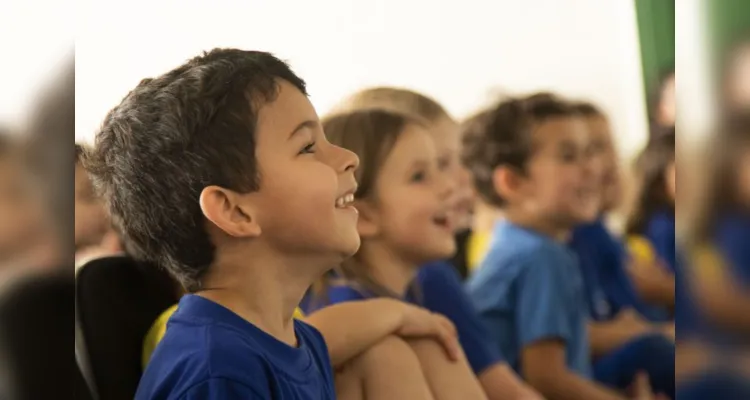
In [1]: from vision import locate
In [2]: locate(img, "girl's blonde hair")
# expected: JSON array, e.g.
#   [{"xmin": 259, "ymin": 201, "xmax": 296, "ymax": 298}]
[
  {"xmin": 333, "ymin": 87, "xmax": 452, "ymax": 124},
  {"xmin": 312, "ymin": 108, "xmax": 428, "ymax": 304}
]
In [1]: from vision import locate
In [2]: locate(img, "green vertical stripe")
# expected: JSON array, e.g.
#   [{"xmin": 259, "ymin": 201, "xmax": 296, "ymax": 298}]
[{"xmin": 635, "ymin": 0, "xmax": 675, "ymax": 104}]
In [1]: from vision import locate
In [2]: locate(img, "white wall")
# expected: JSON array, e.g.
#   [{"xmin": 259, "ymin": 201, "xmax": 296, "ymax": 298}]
[
  {"xmin": 75, "ymin": 0, "xmax": 648, "ymax": 156},
  {"xmin": 0, "ymin": 1, "xmax": 73, "ymax": 132}
]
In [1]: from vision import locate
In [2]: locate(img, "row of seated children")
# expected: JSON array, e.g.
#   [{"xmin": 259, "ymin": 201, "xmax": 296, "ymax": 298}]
[
  {"xmin": 79, "ymin": 48, "xmax": 681, "ymax": 400},
  {"xmin": 80, "ymin": 48, "xmax": 536, "ymax": 400}
]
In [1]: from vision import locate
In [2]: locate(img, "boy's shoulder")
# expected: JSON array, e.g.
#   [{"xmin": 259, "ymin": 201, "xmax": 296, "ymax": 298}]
[
  {"xmin": 482, "ymin": 221, "xmax": 572, "ymax": 273},
  {"xmin": 137, "ymin": 296, "xmax": 333, "ymax": 399}
]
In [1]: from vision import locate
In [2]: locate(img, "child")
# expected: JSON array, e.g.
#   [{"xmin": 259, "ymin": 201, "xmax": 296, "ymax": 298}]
[
  {"xmin": 685, "ymin": 112, "xmax": 750, "ymax": 339},
  {"xmin": 568, "ymin": 102, "xmax": 675, "ymax": 398},
  {"xmin": 464, "ymin": 94, "xmax": 663, "ymax": 400},
  {"xmin": 648, "ymin": 67, "xmax": 675, "ymax": 135},
  {"xmin": 626, "ymin": 132, "xmax": 677, "ymax": 274},
  {"xmin": 86, "ymin": 48, "xmax": 417, "ymax": 400},
  {"xmin": 75, "ymin": 144, "xmax": 121, "ymax": 264},
  {"xmin": 569, "ymin": 102, "xmax": 674, "ymax": 318},
  {"xmin": 320, "ymin": 91, "xmax": 542, "ymax": 400},
  {"xmin": 332, "ymin": 87, "xmax": 477, "ymax": 277}
]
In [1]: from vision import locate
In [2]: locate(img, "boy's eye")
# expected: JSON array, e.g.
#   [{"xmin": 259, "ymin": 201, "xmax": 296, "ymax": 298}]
[
  {"xmin": 410, "ymin": 170, "xmax": 426, "ymax": 182},
  {"xmin": 299, "ymin": 141, "xmax": 316, "ymax": 155}
]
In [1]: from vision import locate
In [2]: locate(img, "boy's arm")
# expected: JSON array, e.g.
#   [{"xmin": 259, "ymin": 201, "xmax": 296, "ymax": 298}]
[
  {"xmin": 478, "ymin": 363, "xmax": 544, "ymax": 400},
  {"xmin": 523, "ymin": 339, "xmax": 627, "ymax": 400},
  {"xmin": 303, "ymin": 298, "xmax": 460, "ymax": 367},
  {"xmin": 588, "ymin": 309, "xmax": 655, "ymax": 357},
  {"xmin": 627, "ymin": 259, "xmax": 675, "ymax": 308}
]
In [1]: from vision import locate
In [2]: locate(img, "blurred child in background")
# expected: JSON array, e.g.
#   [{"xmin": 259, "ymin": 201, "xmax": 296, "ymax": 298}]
[
  {"xmin": 569, "ymin": 103, "xmax": 674, "ymax": 321},
  {"xmin": 626, "ymin": 132, "xmax": 677, "ymax": 275},
  {"xmin": 649, "ymin": 67, "xmax": 675, "ymax": 136},
  {"xmin": 332, "ymin": 87, "xmax": 477, "ymax": 278},
  {"xmin": 464, "ymin": 94, "xmax": 666, "ymax": 400},
  {"xmin": 306, "ymin": 107, "xmax": 541, "ymax": 399},
  {"xmin": 75, "ymin": 143, "xmax": 122, "ymax": 264}
]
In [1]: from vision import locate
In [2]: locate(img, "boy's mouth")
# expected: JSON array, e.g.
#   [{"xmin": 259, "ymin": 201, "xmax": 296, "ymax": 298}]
[
  {"xmin": 335, "ymin": 193, "xmax": 355, "ymax": 209},
  {"xmin": 432, "ymin": 210, "xmax": 453, "ymax": 230}
]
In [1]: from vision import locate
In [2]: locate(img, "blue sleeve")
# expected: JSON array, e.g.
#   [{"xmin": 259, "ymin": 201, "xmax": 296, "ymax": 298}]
[
  {"xmin": 295, "ymin": 321, "xmax": 336, "ymax": 396},
  {"xmin": 179, "ymin": 378, "xmax": 266, "ymax": 399},
  {"xmin": 515, "ymin": 253, "xmax": 575, "ymax": 347},
  {"xmin": 300, "ymin": 284, "xmax": 369, "ymax": 314},
  {"xmin": 647, "ymin": 216, "xmax": 677, "ymax": 273},
  {"xmin": 418, "ymin": 262, "xmax": 504, "ymax": 374},
  {"xmin": 716, "ymin": 220, "xmax": 750, "ymax": 280}
]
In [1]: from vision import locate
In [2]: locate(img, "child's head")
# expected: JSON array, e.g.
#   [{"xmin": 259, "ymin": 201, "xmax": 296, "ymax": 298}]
[
  {"xmin": 336, "ymin": 87, "xmax": 474, "ymax": 231},
  {"xmin": 74, "ymin": 143, "xmax": 108, "ymax": 251},
  {"xmin": 572, "ymin": 102, "xmax": 622, "ymax": 213},
  {"xmin": 84, "ymin": 49, "xmax": 360, "ymax": 292},
  {"xmin": 462, "ymin": 93, "xmax": 599, "ymax": 233},
  {"xmin": 626, "ymin": 130, "xmax": 676, "ymax": 235},
  {"xmin": 650, "ymin": 66, "xmax": 675, "ymax": 129},
  {"xmin": 322, "ymin": 109, "xmax": 456, "ymax": 293}
]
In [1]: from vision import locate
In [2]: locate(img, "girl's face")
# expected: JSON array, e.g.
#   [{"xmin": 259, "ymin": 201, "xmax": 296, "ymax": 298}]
[
  {"xmin": 585, "ymin": 115, "xmax": 622, "ymax": 213},
  {"xmin": 429, "ymin": 117, "xmax": 474, "ymax": 231},
  {"xmin": 366, "ymin": 123, "xmax": 457, "ymax": 265}
]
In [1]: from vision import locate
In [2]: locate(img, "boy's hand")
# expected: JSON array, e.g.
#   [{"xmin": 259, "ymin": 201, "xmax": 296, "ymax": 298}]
[
  {"xmin": 395, "ymin": 303, "xmax": 461, "ymax": 362},
  {"xmin": 629, "ymin": 372, "xmax": 668, "ymax": 400}
]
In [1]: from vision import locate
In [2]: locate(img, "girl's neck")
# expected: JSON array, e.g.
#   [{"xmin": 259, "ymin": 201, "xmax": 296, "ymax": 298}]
[
  {"xmin": 503, "ymin": 208, "xmax": 572, "ymax": 242},
  {"xmin": 358, "ymin": 242, "xmax": 418, "ymax": 297},
  {"xmin": 197, "ymin": 244, "xmax": 326, "ymax": 346}
]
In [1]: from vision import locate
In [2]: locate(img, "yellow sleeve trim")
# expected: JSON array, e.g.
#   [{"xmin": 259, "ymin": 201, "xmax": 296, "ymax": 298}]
[
  {"xmin": 627, "ymin": 235, "xmax": 656, "ymax": 264},
  {"xmin": 467, "ymin": 230, "xmax": 491, "ymax": 273},
  {"xmin": 141, "ymin": 305, "xmax": 306, "ymax": 369}
]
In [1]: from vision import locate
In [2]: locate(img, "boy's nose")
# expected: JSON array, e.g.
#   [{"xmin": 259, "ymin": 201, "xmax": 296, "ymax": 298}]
[{"xmin": 334, "ymin": 145, "xmax": 359, "ymax": 173}]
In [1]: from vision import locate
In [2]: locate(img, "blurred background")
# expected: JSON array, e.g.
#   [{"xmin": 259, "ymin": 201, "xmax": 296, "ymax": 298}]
[{"xmin": 2, "ymin": 0, "xmax": 750, "ymax": 399}]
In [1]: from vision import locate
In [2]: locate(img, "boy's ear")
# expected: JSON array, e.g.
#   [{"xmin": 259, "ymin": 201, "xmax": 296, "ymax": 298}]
[
  {"xmin": 492, "ymin": 166, "xmax": 524, "ymax": 204},
  {"xmin": 354, "ymin": 200, "xmax": 379, "ymax": 238},
  {"xmin": 199, "ymin": 186, "xmax": 261, "ymax": 238}
]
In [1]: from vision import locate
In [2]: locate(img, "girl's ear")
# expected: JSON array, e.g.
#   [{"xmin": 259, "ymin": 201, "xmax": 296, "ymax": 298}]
[{"xmin": 355, "ymin": 200, "xmax": 380, "ymax": 238}]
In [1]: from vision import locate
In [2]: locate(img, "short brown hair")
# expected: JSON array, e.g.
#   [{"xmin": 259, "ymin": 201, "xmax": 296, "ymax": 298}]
[
  {"xmin": 462, "ymin": 93, "xmax": 577, "ymax": 207},
  {"xmin": 335, "ymin": 87, "xmax": 451, "ymax": 123}
]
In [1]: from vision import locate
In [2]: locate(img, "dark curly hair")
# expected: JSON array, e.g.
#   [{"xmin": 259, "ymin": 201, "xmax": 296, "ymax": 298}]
[
  {"xmin": 461, "ymin": 93, "xmax": 577, "ymax": 207},
  {"xmin": 82, "ymin": 49, "xmax": 307, "ymax": 291}
]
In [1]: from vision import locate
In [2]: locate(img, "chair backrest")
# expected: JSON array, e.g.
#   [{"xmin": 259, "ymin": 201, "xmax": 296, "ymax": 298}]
[
  {"xmin": 75, "ymin": 256, "xmax": 178, "ymax": 400},
  {"xmin": 0, "ymin": 270, "xmax": 88, "ymax": 400}
]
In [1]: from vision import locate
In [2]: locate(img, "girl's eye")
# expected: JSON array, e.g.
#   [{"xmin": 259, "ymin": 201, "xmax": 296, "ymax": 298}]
[{"xmin": 299, "ymin": 141, "xmax": 316, "ymax": 155}]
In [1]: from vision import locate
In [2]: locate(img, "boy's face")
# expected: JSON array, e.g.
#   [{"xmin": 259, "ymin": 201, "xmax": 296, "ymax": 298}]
[
  {"xmin": 370, "ymin": 124, "xmax": 456, "ymax": 264},
  {"xmin": 515, "ymin": 117, "xmax": 600, "ymax": 227},
  {"xmin": 585, "ymin": 115, "xmax": 622, "ymax": 213},
  {"xmin": 248, "ymin": 80, "xmax": 361, "ymax": 262},
  {"xmin": 75, "ymin": 163, "xmax": 108, "ymax": 249},
  {"xmin": 430, "ymin": 117, "xmax": 474, "ymax": 231}
]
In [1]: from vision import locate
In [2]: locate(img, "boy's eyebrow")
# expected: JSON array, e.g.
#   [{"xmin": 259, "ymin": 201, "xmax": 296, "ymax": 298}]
[{"xmin": 288, "ymin": 120, "xmax": 318, "ymax": 140}]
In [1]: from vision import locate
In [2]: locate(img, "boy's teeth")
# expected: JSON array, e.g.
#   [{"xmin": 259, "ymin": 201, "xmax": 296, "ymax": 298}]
[{"xmin": 336, "ymin": 193, "xmax": 355, "ymax": 208}]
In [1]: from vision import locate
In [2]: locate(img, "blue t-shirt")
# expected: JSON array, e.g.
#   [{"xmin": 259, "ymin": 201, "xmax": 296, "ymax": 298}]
[
  {"xmin": 136, "ymin": 295, "xmax": 335, "ymax": 400},
  {"xmin": 570, "ymin": 220, "xmax": 670, "ymax": 322},
  {"xmin": 466, "ymin": 221, "xmax": 592, "ymax": 377},
  {"xmin": 301, "ymin": 263, "xmax": 504, "ymax": 375},
  {"xmin": 645, "ymin": 211, "xmax": 677, "ymax": 273},
  {"xmin": 715, "ymin": 213, "xmax": 750, "ymax": 285}
]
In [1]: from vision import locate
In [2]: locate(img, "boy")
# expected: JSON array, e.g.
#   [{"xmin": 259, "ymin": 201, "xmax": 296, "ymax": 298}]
[
  {"xmin": 84, "ymin": 49, "xmax": 362, "ymax": 399},
  {"xmin": 464, "ymin": 94, "xmax": 661, "ymax": 400}
]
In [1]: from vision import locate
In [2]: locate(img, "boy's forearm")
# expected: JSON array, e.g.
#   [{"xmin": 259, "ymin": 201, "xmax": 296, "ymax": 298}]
[
  {"xmin": 479, "ymin": 363, "xmax": 543, "ymax": 400},
  {"xmin": 588, "ymin": 320, "xmax": 649, "ymax": 357},
  {"xmin": 531, "ymin": 369, "xmax": 626, "ymax": 400},
  {"xmin": 303, "ymin": 298, "xmax": 404, "ymax": 367}
]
